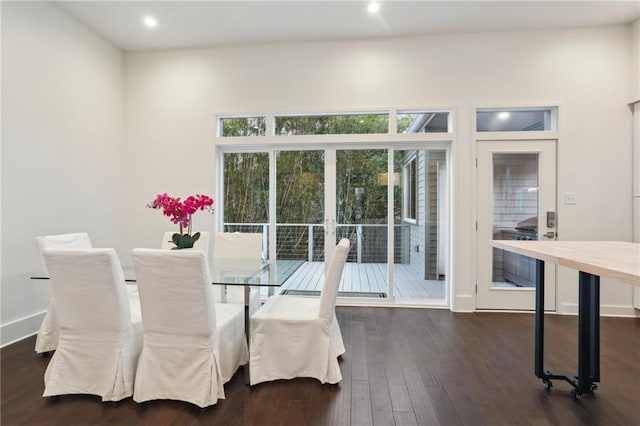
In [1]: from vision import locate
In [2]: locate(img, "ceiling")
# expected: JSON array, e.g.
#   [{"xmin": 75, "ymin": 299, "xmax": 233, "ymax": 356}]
[{"xmin": 56, "ymin": 1, "xmax": 640, "ymax": 52}]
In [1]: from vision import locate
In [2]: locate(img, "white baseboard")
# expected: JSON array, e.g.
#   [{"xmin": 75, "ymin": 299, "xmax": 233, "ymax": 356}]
[
  {"xmin": 452, "ymin": 294, "xmax": 475, "ymax": 312},
  {"xmin": 560, "ymin": 303, "xmax": 640, "ymax": 318},
  {"xmin": 1, "ymin": 311, "xmax": 44, "ymax": 348}
]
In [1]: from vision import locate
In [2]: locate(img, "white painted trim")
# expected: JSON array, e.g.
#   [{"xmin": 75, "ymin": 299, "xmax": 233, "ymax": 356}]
[
  {"xmin": 633, "ymin": 102, "xmax": 640, "ymax": 308},
  {"xmin": 474, "ymin": 131, "xmax": 559, "ymax": 141},
  {"xmin": 560, "ymin": 303, "xmax": 640, "ymax": 318},
  {"xmin": 452, "ymin": 294, "xmax": 476, "ymax": 312},
  {"xmin": 387, "ymin": 149, "xmax": 395, "ymax": 301},
  {"xmin": 1, "ymin": 311, "xmax": 44, "ymax": 348},
  {"xmin": 335, "ymin": 300, "xmax": 449, "ymax": 309},
  {"xmin": 216, "ymin": 132, "xmax": 453, "ymax": 147}
]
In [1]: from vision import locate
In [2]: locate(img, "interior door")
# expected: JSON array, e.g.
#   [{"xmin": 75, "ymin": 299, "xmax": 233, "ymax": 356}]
[{"xmin": 476, "ymin": 140, "xmax": 556, "ymax": 310}]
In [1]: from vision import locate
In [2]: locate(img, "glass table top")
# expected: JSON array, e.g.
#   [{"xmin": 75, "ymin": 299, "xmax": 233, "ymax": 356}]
[{"xmin": 32, "ymin": 258, "xmax": 302, "ymax": 288}]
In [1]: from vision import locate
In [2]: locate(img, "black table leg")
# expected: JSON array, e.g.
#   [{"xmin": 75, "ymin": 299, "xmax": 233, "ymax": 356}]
[
  {"xmin": 244, "ymin": 285, "xmax": 251, "ymax": 385},
  {"xmin": 535, "ymin": 259, "xmax": 545, "ymax": 379},
  {"xmin": 538, "ymin": 268, "xmax": 601, "ymax": 399},
  {"xmin": 577, "ymin": 271, "xmax": 600, "ymax": 396}
]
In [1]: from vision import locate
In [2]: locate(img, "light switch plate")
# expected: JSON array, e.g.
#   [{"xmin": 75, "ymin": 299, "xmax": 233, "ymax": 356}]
[{"xmin": 565, "ymin": 192, "xmax": 577, "ymax": 205}]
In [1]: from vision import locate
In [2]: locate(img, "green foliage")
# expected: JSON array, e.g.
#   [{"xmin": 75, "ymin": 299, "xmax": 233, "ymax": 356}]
[
  {"xmin": 221, "ymin": 117, "xmax": 266, "ymax": 136},
  {"xmin": 276, "ymin": 114, "xmax": 388, "ymax": 135},
  {"xmin": 396, "ymin": 114, "xmax": 415, "ymax": 133},
  {"xmin": 171, "ymin": 232, "xmax": 201, "ymax": 249},
  {"xmin": 223, "ymin": 153, "xmax": 269, "ymax": 224},
  {"xmin": 336, "ymin": 149, "xmax": 388, "ymax": 225},
  {"xmin": 276, "ymin": 150, "xmax": 325, "ymax": 224}
]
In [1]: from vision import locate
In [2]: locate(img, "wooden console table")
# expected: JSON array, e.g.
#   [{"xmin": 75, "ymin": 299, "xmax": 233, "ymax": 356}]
[{"xmin": 489, "ymin": 240, "xmax": 640, "ymax": 399}]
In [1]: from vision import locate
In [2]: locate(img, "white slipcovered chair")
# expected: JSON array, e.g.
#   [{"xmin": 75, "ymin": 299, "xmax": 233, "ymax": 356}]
[
  {"xmin": 35, "ymin": 232, "xmax": 93, "ymax": 353},
  {"xmin": 131, "ymin": 248, "xmax": 248, "ymax": 408},
  {"xmin": 160, "ymin": 231, "xmax": 210, "ymax": 256},
  {"xmin": 41, "ymin": 248, "xmax": 143, "ymax": 401},
  {"xmin": 212, "ymin": 232, "xmax": 263, "ymax": 316},
  {"xmin": 249, "ymin": 238, "xmax": 350, "ymax": 385}
]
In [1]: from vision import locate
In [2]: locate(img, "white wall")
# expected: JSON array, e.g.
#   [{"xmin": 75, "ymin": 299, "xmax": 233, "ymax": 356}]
[
  {"xmin": 630, "ymin": 19, "xmax": 640, "ymax": 103},
  {"xmin": 1, "ymin": 2, "xmax": 125, "ymax": 345},
  {"xmin": 124, "ymin": 26, "xmax": 636, "ymax": 316},
  {"xmin": 632, "ymin": 19, "xmax": 640, "ymax": 308}
]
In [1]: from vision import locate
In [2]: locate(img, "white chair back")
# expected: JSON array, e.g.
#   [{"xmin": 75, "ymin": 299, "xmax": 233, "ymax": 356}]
[
  {"xmin": 132, "ymin": 248, "xmax": 216, "ymax": 343},
  {"xmin": 43, "ymin": 248, "xmax": 131, "ymax": 333},
  {"xmin": 132, "ymin": 248, "xmax": 249, "ymax": 407},
  {"xmin": 213, "ymin": 232, "xmax": 262, "ymax": 260},
  {"xmin": 160, "ymin": 231, "xmax": 210, "ymax": 256},
  {"xmin": 37, "ymin": 233, "xmax": 92, "ymax": 274},
  {"xmin": 318, "ymin": 238, "xmax": 350, "ymax": 323},
  {"xmin": 34, "ymin": 233, "xmax": 93, "ymax": 353},
  {"xmin": 41, "ymin": 248, "xmax": 142, "ymax": 401}
]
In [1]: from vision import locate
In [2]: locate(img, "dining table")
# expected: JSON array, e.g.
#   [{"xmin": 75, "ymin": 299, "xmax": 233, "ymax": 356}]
[
  {"xmin": 32, "ymin": 257, "xmax": 297, "ymax": 384},
  {"xmin": 489, "ymin": 240, "xmax": 640, "ymax": 399}
]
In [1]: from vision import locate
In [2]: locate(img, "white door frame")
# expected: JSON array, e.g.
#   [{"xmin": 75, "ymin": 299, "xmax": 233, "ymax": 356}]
[{"xmin": 476, "ymin": 140, "xmax": 557, "ymax": 311}]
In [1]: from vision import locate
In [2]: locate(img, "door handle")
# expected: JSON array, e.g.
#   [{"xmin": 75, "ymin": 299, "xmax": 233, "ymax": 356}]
[
  {"xmin": 546, "ymin": 211, "xmax": 556, "ymax": 228},
  {"xmin": 543, "ymin": 231, "xmax": 556, "ymax": 239}
]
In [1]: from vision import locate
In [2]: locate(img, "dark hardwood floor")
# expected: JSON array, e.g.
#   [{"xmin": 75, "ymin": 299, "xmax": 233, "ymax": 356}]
[{"xmin": 2, "ymin": 307, "xmax": 639, "ymax": 425}]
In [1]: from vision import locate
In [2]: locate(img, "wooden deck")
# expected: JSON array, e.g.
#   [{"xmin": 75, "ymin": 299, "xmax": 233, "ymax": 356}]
[{"xmin": 276, "ymin": 261, "xmax": 445, "ymax": 299}]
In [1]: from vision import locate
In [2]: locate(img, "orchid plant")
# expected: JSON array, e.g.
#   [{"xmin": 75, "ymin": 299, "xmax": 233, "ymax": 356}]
[{"xmin": 147, "ymin": 193, "xmax": 214, "ymax": 249}]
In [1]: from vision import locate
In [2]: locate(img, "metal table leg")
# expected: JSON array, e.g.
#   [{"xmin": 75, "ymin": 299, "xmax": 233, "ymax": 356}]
[
  {"xmin": 244, "ymin": 284, "xmax": 250, "ymax": 385},
  {"xmin": 536, "ymin": 264, "xmax": 601, "ymax": 399},
  {"xmin": 577, "ymin": 271, "xmax": 600, "ymax": 397},
  {"xmin": 535, "ymin": 259, "xmax": 545, "ymax": 379}
]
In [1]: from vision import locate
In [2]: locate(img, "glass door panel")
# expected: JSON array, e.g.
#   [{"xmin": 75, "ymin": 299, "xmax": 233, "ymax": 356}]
[
  {"xmin": 222, "ymin": 152, "xmax": 269, "ymax": 235},
  {"xmin": 275, "ymin": 150, "xmax": 325, "ymax": 295},
  {"xmin": 222, "ymin": 152, "xmax": 271, "ymax": 297},
  {"xmin": 393, "ymin": 149, "xmax": 448, "ymax": 302},
  {"xmin": 491, "ymin": 153, "xmax": 538, "ymax": 289},
  {"xmin": 336, "ymin": 149, "xmax": 388, "ymax": 297}
]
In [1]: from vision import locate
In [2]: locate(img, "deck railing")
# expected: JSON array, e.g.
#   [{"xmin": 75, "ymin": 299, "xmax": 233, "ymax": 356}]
[{"xmin": 223, "ymin": 222, "xmax": 410, "ymax": 264}]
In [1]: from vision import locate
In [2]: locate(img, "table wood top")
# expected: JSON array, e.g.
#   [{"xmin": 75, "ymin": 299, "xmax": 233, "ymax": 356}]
[{"xmin": 489, "ymin": 240, "xmax": 640, "ymax": 286}]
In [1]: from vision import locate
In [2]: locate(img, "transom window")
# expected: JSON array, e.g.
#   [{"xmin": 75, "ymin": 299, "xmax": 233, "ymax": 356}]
[
  {"xmin": 476, "ymin": 107, "xmax": 557, "ymax": 132},
  {"xmin": 397, "ymin": 111, "xmax": 451, "ymax": 133},
  {"xmin": 275, "ymin": 113, "xmax": 388, "ymax": 135},
  {"xmin": 220, "ymin": 117, "xmax": 266, "ymax": 137},
  {"xmin": 217, "ymin": 109, "xmax": 452, "ymax": 137}
]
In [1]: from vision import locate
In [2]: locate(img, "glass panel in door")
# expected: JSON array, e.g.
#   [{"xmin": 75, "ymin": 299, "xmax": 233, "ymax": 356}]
[
  {"xmin": 275, "ymin": 150, "xmax": 325, "ymax": 295},
  {"xmin": 491, "ymin": 154, "xmax": 538, "ymax": 289},
  {"xmin": 336, "ymin": 149, "xmax": 388, "ymax": 297},
  {"xmin": 476, "ymin": 140, "xmax": 556, "ymax": 311},
  {"xmin": 222, "ymin": 152, "xmax": 270, "ymax": 296},
  {"xmin": 393, "ymin": 149, "xmax": 448, "ymax": 302},
  {"xmin": 222, "ymin": 152, "xmax": 269, "ymax": 235}
]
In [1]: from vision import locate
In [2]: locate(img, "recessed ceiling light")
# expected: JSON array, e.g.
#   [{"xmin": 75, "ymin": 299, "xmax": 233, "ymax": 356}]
[
  {"xmin": 143, "ymin": 16, "xmax": 158, "ymax": 28},
  {"xmin": 498, "ymin": 112, "xmax": 510, "ymax": 120},
  {"xmin": 367, "ymin": 2, "xmax": 380, "ymax": 14}
]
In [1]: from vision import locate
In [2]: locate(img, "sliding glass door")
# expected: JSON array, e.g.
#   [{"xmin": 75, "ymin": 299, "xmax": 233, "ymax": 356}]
[
  {"xmin": 393, "ymin": 149, "xmax": 448, "ymax": 302},
  {"xmin": 336, "ymin": 149, "xmax": 388, "ymax": 297},
  {"xmin": 274, "ymin": 150, "xmax": 326, "ymax": 295},
  {"xmin": 219, "ymin": 146, "xmax": 448, "ymax": 304}
]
